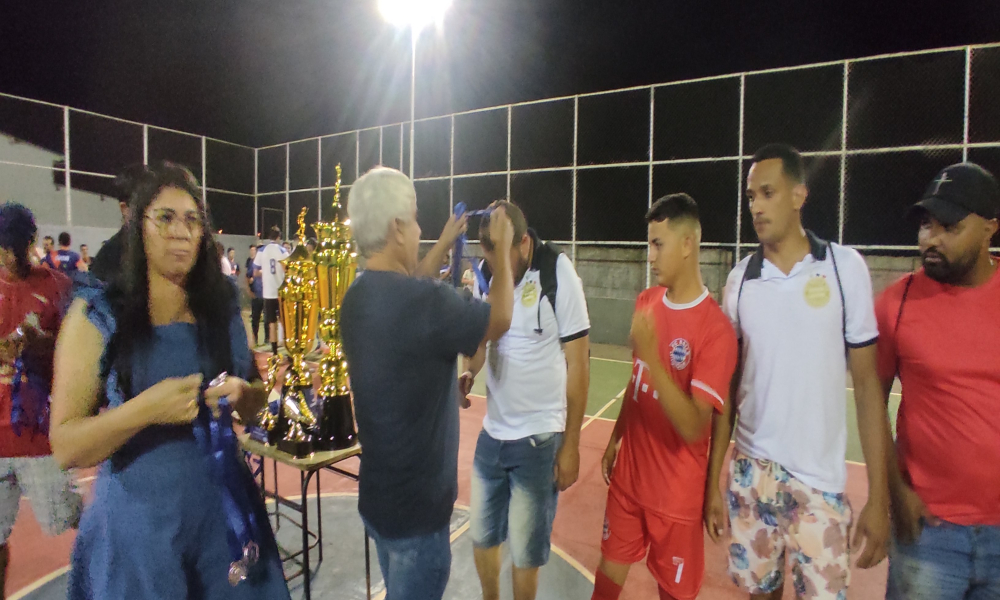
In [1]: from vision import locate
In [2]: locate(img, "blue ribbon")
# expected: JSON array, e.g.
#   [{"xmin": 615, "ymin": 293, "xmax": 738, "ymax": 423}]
[
  {"xmin": 452, "ymin": 202, "xmax": 492, "ymax": 294},
  {"xmin": 197, "ymin": 381, "xmax": 262, "ymax": 578},
  {"xmin": 10, "ymin": 354, "xmax": 51, "ymax": 437}
]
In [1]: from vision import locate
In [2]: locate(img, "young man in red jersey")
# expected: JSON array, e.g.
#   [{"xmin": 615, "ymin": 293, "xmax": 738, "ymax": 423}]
[
  {"xmin": 591, "ymin": 194, "xmax": 738, "ymax": 600},
  {"xmin": 875, "ymin": 163, "xmax": 1000, "ymax": 598}
]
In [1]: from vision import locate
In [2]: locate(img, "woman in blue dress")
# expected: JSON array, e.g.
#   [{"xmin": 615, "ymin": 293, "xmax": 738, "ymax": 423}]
[{"xmin": 49, "ymin": 161, "xmax": 291, "ymax": 600}]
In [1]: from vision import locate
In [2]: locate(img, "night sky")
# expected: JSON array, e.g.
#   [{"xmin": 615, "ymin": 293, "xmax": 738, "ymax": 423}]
[{"xmin": 1, "ymin": 0, "xmax": 998, "ymax": 147}]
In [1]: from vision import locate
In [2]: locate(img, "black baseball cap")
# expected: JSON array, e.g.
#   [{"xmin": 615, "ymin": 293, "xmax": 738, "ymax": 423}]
[{"xmin": 909, "ymin": 163, "xmax": 1000, "ymax": 226}]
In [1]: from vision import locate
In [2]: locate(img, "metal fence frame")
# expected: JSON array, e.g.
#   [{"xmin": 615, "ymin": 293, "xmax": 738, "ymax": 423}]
[
  {"xmin": 259, "ymin": 41, "xmax": 1000, "ymax": 286},
  {"xmin": 0, "ymin": 91, "xmax": 255, "ymax": 228}
]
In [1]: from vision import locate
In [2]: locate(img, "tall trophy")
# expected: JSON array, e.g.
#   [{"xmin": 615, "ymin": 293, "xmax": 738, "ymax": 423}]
[
  {"xmin": 248, "ymin": 355, "xmax": 285, "ymax": 445},
  {"xmin": 275, "ymin": 208, "xmax": 320, "ymax": 457},
  {"xmin": 313, "ymin": 164, "xmax": 358, "ymax": 451}
]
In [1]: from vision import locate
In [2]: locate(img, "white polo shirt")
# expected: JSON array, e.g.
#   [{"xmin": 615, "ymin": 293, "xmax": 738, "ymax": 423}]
[
  {"xmin": 474, "ymin": 238, "xmax": 590, "ymax": 440},
  {"xmin": 722, "ymin": 232, "xmax": 878, "ymax": 493},
  {"xmin": 254, "ymin": 242, "xmax": 289, "ymax": 300}
]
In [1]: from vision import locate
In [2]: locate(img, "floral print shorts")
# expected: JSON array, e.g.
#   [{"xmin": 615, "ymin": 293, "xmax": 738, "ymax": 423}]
[{"xmin": 727, "ymin": 452, "xmax": 853, "ymax": 599}]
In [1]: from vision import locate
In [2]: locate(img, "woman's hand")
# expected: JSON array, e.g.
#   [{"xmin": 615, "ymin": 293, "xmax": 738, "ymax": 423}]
[
  {"xmin": 204, "ymin": 375, "xmax": 252, "ymax": 418},
  {"xmin": 138, "ymin": 374, "xmax": 203, "ymax": 425}
]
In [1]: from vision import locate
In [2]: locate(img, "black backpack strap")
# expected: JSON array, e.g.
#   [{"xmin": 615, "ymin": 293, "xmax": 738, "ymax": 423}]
[
  {"xmin": 892, "ymin": 273, "xmax": 916, "ymax": 377},
  {"xmin": 534, "ymin": 239, "xmax": 563, "ymax": 312},
  {"xmin": 735, "ymin": 246, "xmax": 764, "ymax": 337},
  {"xmin": 826, "ymin": 242, "xmax": 848, "ymax": 349}
]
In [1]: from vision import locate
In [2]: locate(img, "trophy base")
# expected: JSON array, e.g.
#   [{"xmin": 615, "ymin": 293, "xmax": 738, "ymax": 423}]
[
  {"xmin": 316, "ymin": 393, "xmax": 357, "ymax": 451},
  {"xmin": 278, "ymin": 438, "xmax": 314, "ymax": 458}
]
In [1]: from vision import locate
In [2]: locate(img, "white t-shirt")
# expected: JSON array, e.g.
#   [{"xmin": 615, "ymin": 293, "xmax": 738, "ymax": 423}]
[
  {"xmin": 254, "ymin": 242, "xmax": 289, "ymax": 299},
  {"xmin": 474, "ymin": 249, "xmax": 590, "ymax": 440},
  {"xmin": 220, "ymin": 256, "xmax": 234, "ymax": 276},
  {"xmin": 722, "ymin": 235, "xmax": 878, "ymax": 493}
]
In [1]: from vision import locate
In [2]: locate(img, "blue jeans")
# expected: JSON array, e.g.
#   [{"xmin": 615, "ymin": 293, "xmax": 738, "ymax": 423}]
[
  {"xmin": 363, "ymin": 518, "xmax": 452, "ymax": 600},
  {"xmin": 470, "ymin": 429, "xmax": 562, "ymax": 569},
  {"xmin": 888, "ymin": 521, "xmax": 1000, "ymax": 600}
]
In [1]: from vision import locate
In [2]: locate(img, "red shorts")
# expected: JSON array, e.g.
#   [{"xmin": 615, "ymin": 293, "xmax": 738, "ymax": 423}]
[{"xmin": 601, "ymin": 485, "xmax": 705, "ymax": 600}]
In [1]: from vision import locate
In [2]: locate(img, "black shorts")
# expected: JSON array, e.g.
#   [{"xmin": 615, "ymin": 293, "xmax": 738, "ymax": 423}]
[{"xmin": 263, "ymin": 298, "xmax": 280, "ymax": 326}]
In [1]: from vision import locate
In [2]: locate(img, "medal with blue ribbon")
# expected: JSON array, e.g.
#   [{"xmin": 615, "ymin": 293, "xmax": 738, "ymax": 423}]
[
  {"xmin": 452, "ymin": 202, "xmax": 492, "ymax": 294},
  {"xmin": 9, "ymin": 325, "xmax": 50, "ymax": 438},
  {"xmin": 200, "ymin": 372, "xmax": 262, "ymax": 587}
]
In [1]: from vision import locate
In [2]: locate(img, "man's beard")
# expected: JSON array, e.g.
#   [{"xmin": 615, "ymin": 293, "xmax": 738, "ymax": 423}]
[
  {"xmin": 514, "ymin": 255, "xmax": 530, "ymax": 285},
  {"xmin": 922, "ymin": 248, "xmax": 977, "ymax": 285}
]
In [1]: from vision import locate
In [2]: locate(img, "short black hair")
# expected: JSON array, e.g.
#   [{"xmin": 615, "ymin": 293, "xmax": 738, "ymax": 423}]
[
  {"xmin": 479, "ymin": 200, "xmax": 528, "ymax": 252},
  {"xmin": 113, "ymin": 163, "xmax": 150, "ymax": 204},
  {"xmin": 269, "ymin": 226, "xmax": 282, "ymax": 241},
  {"xmin": 0, "ymin": 202, "xmax": 37, "ymax": 278},
  {"xmin": 58, "ymin": 232, "xmax": 71, "ymax": 246},
  {"xmin": 752, "ymin": 144, "xmax": 805, "ymax": 183},
  {"xmin": 43, "ymin": 235, "xmax": 54, "ymax": 243},
  {"xmin": 306, "ymin": 237, "xmax": 317, "ymax": 247},
  {"xmin": 227, "ymin": 247, "xmax": 234, "ymax": 254},
  {"xmin": 645, "ymin": 193, "xmax": 700, "ymax": 226},
  {"xmin": 80, "ymin": 244, "xmax": 87, "ymax": 249},
  {"xmin": 249, "ymin": 243, "xmax": 256, "ymax": 249}
]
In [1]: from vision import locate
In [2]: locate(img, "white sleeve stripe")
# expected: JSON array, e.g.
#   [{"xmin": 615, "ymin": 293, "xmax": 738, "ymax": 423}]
[{"xmin": 691, "ymin": 379, "xmax": 724, "ymax": 407}]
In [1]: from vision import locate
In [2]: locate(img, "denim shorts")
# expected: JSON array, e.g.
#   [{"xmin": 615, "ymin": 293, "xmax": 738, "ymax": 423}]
[
  {"xmin": 470, "ymin": 429, "xmax": 562, "ymax": 569},
  {"xmin": 887, "ymin": 520, "xmax": 1000, "ymax": 600}
]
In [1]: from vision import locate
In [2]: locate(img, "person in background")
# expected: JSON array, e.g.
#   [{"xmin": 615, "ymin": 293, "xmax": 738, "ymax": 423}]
[
  {"xmin": 875, "ymin": 163, "xmax": 1000, "ymax": 599},
  {"xmin": 56, "ymin": 233, "xmax": 80, "ymax": 274},
  {"xmin": 714, "ymin": 144, "xmax": 891, "ymax": 600},
  {"xmin": 461, "ymin": 200, "xmax": 591, "ymax": 600},
  {"xmin": 227, "ymin": 248, "xmax": 240, "ymax": 278},
  {"xmin": 78, "ymin": 244, "xmax": 92, "ymax": 272},
  {"xmin": 341, "ymin": 167, "xmax": 515, "ymax": 600},
  {"xmin": 0, "ymin": 202, "xmax": 82, "ymax": 595},
  {"xmin": 49, "ymin": 162, "xmax": 289, "ymax": 600},
  {"xmin": 246, "ymin": 245, "xmax": 264, "ymax": 347},
  {"xmin": 255, "ymin": 228, "xmax": 290, "ymax": 356},
  {"xmin": 219, "ymin": 242, "xmax": 234, "ymax": 277},
  {"xmin": 592, "ymin": 195, "xmax": 737, "ymax": 600},
  {"xmin": 91, "ymin": 163, "xmax": 148, "ymax": 283},
  {"xmin": 281, "ymin": 241, "xmax": 292, "ymax": 255},
  {"xmin": 40, "ymin": 236, "xmax": 57, "ymax": 270},
  {"xmin": 305, "ymin": 238, "xmax": 316, "ymax": 258}
]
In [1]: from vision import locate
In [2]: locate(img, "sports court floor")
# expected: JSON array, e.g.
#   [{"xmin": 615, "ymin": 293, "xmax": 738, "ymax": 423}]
[{"xmin": 7, "ymin": 343, "xmax": 899, "ymax": 599}]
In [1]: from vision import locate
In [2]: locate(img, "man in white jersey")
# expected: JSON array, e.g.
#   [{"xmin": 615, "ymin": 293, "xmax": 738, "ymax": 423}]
[
  {"xmin": 708, "ymin": 144, "xmax": 892, "ymax": 600},
  {"xmin": 460, "ymin": 200, "xmax": 590, "ymax": 600},
  {"xmin": 254, "ymin": 226, "xmax": 289, "ymax": 355}
]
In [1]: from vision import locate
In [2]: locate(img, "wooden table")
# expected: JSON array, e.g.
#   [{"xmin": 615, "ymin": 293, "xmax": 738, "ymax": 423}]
[{"xmin": 239, "ymin": 435, "xmax": 368, "ymax": 600}]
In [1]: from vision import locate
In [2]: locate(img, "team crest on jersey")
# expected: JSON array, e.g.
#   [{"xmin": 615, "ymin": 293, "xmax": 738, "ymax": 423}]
[
  {"xmin": 669, "ymin": 338, "xmax": 691, "ymax": 370},
  {"xmin": 521, "ymin": 281, "xmax": 539, "ymax": 307}
]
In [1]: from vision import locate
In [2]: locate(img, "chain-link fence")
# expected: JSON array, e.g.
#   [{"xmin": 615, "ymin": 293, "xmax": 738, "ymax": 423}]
[
  {"xmin": 259, "ymin": 43, "xmax": 1000, "ymax": 343},
  {"xmin": 0, "ymin": 93, "xmax": 258, "ymax": 275}
]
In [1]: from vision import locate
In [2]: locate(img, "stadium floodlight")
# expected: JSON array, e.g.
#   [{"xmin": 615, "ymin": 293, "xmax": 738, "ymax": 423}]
[
  {"xmin": 379, "ymin": 0, "xmax": 453, "ymax": 179},
  {"xmin": 378, "ymin": 0, "xmax": 452, "ymax": 32}
]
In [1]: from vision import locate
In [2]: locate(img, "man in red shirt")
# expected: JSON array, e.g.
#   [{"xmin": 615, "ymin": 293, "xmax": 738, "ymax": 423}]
[
  {"xmin": 0, "ymin": 203, "xmax": 82, "ymax": 592},
  {"xmin": 592, "ymin": 194, "xmax": 738, "ymax": 600},
  {"xmin": 875, "ymin": 163, "xmax": 1000, "ymax": 599}
]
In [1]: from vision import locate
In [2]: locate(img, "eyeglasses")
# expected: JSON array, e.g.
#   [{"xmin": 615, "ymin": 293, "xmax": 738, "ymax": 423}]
[{"xmin": 145, "ymin": 209, "xmax": 205, "ymax": 236}]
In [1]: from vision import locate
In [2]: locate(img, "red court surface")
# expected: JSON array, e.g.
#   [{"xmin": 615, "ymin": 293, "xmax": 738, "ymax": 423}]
[{"xmin": 8, "ymin": 393, "xmax": 887, "ymax": 599}]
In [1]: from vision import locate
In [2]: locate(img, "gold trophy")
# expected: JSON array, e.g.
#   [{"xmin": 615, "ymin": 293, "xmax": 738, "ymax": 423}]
[
  {"xmin": 312, "ymin": 164, "xmax": 358, "ymax": 451},
  {"xmin": 275, "ymin": 208, "xmax": 320, "ymax": 457},
  {"xmin": 249, "ymin": 355, "xmax": 285, "ymax": 445}
]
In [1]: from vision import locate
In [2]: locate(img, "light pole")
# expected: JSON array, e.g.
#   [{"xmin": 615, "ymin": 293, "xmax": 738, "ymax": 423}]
[{"xmin": 378, "ymin": 0, "xmax": 452, "ymax": 179}]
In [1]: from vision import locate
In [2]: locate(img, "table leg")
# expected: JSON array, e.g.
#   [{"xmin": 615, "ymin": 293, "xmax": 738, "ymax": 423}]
[
  {"xmin": 301, "ymin": 470, "xmax": 312, "ymax": 600},
  {"xmin": 316, "ymin": 469, "xmax": 323, "ymax": 561},
  {"xmin": 273, "ymin": 459, "xmax": 280, "ymax": 532},
  {"xmin": 365, "ymin": 532, "xmax": 371, "ymax": 600}
]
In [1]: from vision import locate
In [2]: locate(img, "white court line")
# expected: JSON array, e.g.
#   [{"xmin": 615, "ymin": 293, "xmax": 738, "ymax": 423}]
[
  {"xmin": 590, "ymin": 356, "xmax": 632, "ymax": 365},
  {"xmin": 9, "ymin": 567, "xmax": 70, "ymax": 600},
  {"xmin": 846, "ymin": 386, "xmax": 902, "ymax": 398},
  {"xmin": 581, "ymin": 388, "xmax": 626, "ymax": 431}
]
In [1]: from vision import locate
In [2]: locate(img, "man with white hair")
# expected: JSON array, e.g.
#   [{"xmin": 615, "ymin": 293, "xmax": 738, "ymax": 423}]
[{"xmin": 340, "ymin": 167, "xmax": 516, "ymax": 600}]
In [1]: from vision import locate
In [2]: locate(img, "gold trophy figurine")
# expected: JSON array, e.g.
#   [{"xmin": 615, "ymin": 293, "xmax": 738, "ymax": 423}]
[
  {"xmin": 276, "ymin": 208, "xmax": 320, "ymax": 457},
  {"xmin": 313, "ymin": 163, "xmax": 358, "ymax": 451},
  {"xmin": 249, "ymin": 355, "xmax": 285, "ymax": 445}
]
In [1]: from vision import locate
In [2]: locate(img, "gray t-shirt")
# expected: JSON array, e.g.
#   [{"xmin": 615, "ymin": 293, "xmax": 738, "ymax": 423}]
[{"xmin": 341, "ymin": 270, "xmax": 490, "ymax": 539}]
